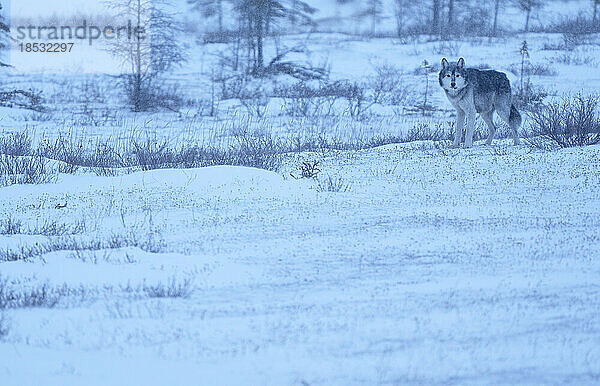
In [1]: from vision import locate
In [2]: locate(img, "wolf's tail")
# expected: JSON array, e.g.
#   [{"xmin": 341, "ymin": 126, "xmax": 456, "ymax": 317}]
[{"xmin": 509, "ymin": 104, "xmax": 521, "ymax": 128}]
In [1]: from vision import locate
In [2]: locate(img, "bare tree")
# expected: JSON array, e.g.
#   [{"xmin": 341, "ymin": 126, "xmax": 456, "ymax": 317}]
[
  {"xmin": 517, "ymin": 0, "xmax": 542, "ymax": 32},
  {"xmin": 0, "ymin": 2, "xmax": 9, "ymax": 68},
  {"xmin": 0, "ymin": 2, "xmax": 45, "ymax": 111},
  {"xmin": 235, "ymin": 0, "xmax": 315, "ymax": 75},
  {"xmin": 447, "ymin": 0, "xmax": 455, "ymax": 28},
  {"xmin": 432, "ymin": 0, "xmax": 441, "ymax": 35},
  {"xmin": 236, "ymin": 0, "xmax": 282, "ymax": 72},
  {"xmin": 288, "ymin": 0, "xmax": 317, "ymax": 30},
  {"xmin": 107, "ymin": 0, "xmax": 187, "ymax": 111},
  {"xmin": 188, "ymin": 0, "xmax": 227, "ymax": 35},
  {"xmin": 491, "ymin": 0, "xmax": 502, "ymax": 36},
  {"xmin": 394, "ymin": 0, "xmax": 411, "ymax": 36},
  {"xmin": 356, "ymin": 0, "xmax": 383, "ymax": 36}
]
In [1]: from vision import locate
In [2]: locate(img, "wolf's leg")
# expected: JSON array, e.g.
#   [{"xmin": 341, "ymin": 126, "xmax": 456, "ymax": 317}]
[
  {"xmin": 463, "ymin": 110, "xmax": 477, "ymax": 148},
  {"xmin": 482, "ymin": 111, "xmax": 497, "ymax": 145},
  {"xmin": 453, "ymin": 109, "xmax": 465, "ymax": 148},
  {"xmin": 497, "ymin": 99, "xmax": 521, "ymax": 145},
  {"xmin": 509, "ymin": 105, "xmax": 522, "ymax": 145}
]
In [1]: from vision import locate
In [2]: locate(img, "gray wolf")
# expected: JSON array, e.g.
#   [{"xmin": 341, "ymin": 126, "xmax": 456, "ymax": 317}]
[{"xmin": 439, "ymin": 57, "xmax": 521, "ymax": 148}]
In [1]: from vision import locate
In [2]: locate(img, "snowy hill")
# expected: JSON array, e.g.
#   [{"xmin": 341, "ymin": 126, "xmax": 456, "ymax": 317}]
[{"xmin": 2, "ymin": 142, "xmax": 600, "ymax": 384}]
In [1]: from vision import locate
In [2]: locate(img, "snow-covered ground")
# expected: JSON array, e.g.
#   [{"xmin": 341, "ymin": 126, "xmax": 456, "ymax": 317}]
[
  {"xmin": 1, "ymin": 141, "xmax": 600, "ymax": 384},
  {"xmin": 2, "ymin": 0, "xmax": 600, "ymax": 384}
]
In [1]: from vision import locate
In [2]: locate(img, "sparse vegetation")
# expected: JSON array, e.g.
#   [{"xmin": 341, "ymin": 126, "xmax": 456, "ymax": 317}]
[
  {"xmin": 415, "ymin": 59, "xmax": 435, "ymax": 116},
  {"xmin": 0, "ymin": 275, "xmax": 88, "ymax": 309},
  {"xmin": 316, "ymin": 174, "xmax": 350, "ymax": 192},
  {"xmin": 0, "ymin": 230, "xmax": 166, "ymax": 262},
  {"xmin": 0, "ymin": 119, "xmax": 522, "ymax": 187},
  {"xmin": 0, "ymin": 217, "xmax": 23, "ymax": 235},
  {"xmin": 0, "ymin": 155, "xmax": 56, "ymax": 187},
  {"xmin": 0, "ymin": 90, "xmax": 44, "ymax": 112},
  {"xmin": 0, "ymin": 132, "xmax": 32, "ymax": 156},
  {"xmin": 527, "ymin": 95, "xmax": 600, "ymax": 148},
  {"xmin": 0, "ymin": 217, "xmax": 85, "ymax": 236},
  {"xmin": 142, "ymin": 277, "xmax": 194, "ymax": 298},
  {"xmin": 0, "ymin": 311, "xmax": 8, "ymax": 339},
  {"xmin": 513, "ymin": 40, "xmax": 549, "ymax": 110},
  {"xmin": 508, "ymin": 62, "xmax": 557, "ymax": 77},
  {"xmin": 540, "ymin": 15, "xmax": 600, "ymax": 35},
  {"xmin": 275, "ymin": 82, "xmax": 342, "ymax": 117},
  {"xmin": 0, "ymin": 103, "xmax": 551, "ymax": 188},
  {"xmin": 291, "ymin": 160, "xmax": 321, "ymax": 179},
  {"xmin": 107, "ymin": 0, "xmax": 187, "ymax": 112},
  {"xmin": 549, "ymin": 54, "xmax": 598, "ymax": 67}
]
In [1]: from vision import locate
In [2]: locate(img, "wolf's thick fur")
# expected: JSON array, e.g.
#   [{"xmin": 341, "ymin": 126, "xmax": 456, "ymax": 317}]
[{"xmin": 439, "ymin": 57, "xmax": 521, "ymax": 147}]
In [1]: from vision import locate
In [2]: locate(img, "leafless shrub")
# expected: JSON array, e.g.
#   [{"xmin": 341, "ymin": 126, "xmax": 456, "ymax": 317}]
[
  {"xmin": 456, "ymin": 4, "xmax": 491, "ymax": 36},
  {"xmin": 341, "ymin": 82, "xmax": 370, "ymax": 120},
  {"xmin": 35, "ymin": 131, "xmax": 283, "ymax": 173},
  {"xmin": 28, "ymin": 219, "xmax": 86, "ymax": 236},
  {"xmin": 0, "ymin": 232, "xmax": 165, "ymax": 262},
  {"xmin": 527, "ymin": 95, "xmax": 600, "ymax": 148},
  {"xmin": 369, "ymin": 64, "xmax": 411, "ymax": 106},
  {"xmin": 394, "ymin": 123, "xmax": 453, "ymax": 142},
  {"xmin": 0, "ymin": 311, "xmax": 9, "ymax": 339},
  {"xmin": 0, "ymin": 155, "xmax": 56, "ymax": 187},
  {"xmin": 541, "ymin": 42, "xmax": 563, "ymax": 51},
  {"xmin": 364, "ymin": 122, "xmax": 494, "ymax": 147},
  {"xmin": 513, "ymin": 84, "xmax": 548, "ymax": 111},
  {"xmin": 278, "ymin": 80, "xmax": 374, "ymax": 119},
  {"xmin": 131, "ymin": 132, "xmax": 282, "ymax": 171},
  {"xmin": 509, "ymin": 62, "xmax": 558, "ymax": 77},
  {"xmin": 217, "ymin": 74, "xmax": 248, "ymax": 100},
  {"xmin": 122, "ymin": 77, "xmax": 185, "ymax": 112},
  {"xmin": 316, "ymin": 174, "xmax": 349, "ymax": 192},
  {"xmin": 0, "ymin": 90, "xmax": 44, "ymax": 111},
  {"xmin": 142, "ymin": 277, "xmax": 194, "ymax": 298},
  {"xmin": 78, "ymin": 77, "xmax": 110, "ymax": 104},
  {"xmin": 432, "ymin": 41, "xmax": 461, "ymax": 55},
  {"xmin": 275, "ymin": 82, "xmax": 338, "ymax": 117},
  {"xmin": 71, "ymin": 249, "xmax": 136, "ymax": 265},
  {"xmin": 291, "ymin": 160, "xmax": 321, "ymax": 179},
  {"xmin": 412, "ymin": 62, "xmax": 439, "ymax": 75},
  {"xmin": 239, "ymin": 87, "xmax": 270, "ymax": 117},
  {"xmin": 287, "ymin": 134, "xmax": 356, "ymax": 153},
  {"xmin": 131, "ymin": 138, "xmax": 174, "ymax": 171},
  {"xmin": 131, "ymin": 137, "xmax": 231, "ymax": 170},
  {"xmin": 0, "ymin": 217, "xmax": 23, "ymax": 235},
  {"xmin": 541, "ymin": 16, "xmax": 600, "ymax": 35},
  {"xmin": 37, "ymin": 136, "xmax": 126, "ymax": 172},
  {"xmin": 78, "ymin": 104, "xmax": 124, "ymax": 127},
  {"xmin": 561, "ymin": 32, "xmax": 584, "ymax": 51},
  {"xmin": 549, "ymin": 54, "xmax": 598, "ymax": 66},
  {"xmin": 0, "ymin": 275, "xmax": 89, "ymax": 309},
  {"xmin": 287, "ymin": 122, "xmax": 463, "ymax": 153},
  {"xmin": 0, "ymin": 132, "xmax": 32, "ymax": 156},
  {"xmin": 280, "ymin": 92, "xmax": 336, "ymax": 117},
  {"xmin": 544, "ymin": 16, "xmax": 600, "ymax": 51},
  {"xmin": 233, "ymin": 130, "xmax": 283, "ymax": 171}
]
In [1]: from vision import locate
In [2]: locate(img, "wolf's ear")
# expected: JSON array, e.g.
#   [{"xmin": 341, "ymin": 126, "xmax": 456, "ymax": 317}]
[
  {"xmin": 457, "ymin": 57, "xmax": 465, "ymax": 68},
  {"xmin": 441, "ymin": 58, "xmax": 449, "ymax": 69}
]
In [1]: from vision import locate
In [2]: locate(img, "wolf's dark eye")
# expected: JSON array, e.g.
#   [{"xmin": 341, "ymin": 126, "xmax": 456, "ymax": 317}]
[
  {"xmin": 446, "ymin": 74, "xmax": 451, "ymax": 77},
  {"xmin": 456, "ymin": 74, "xmax": 461, "ymax": 77}
]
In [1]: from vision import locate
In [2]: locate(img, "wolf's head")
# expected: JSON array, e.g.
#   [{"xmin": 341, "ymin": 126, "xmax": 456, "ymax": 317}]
[{"xmin": 439, "ymin": 58, "xmax": 468, "ymax": 94}]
